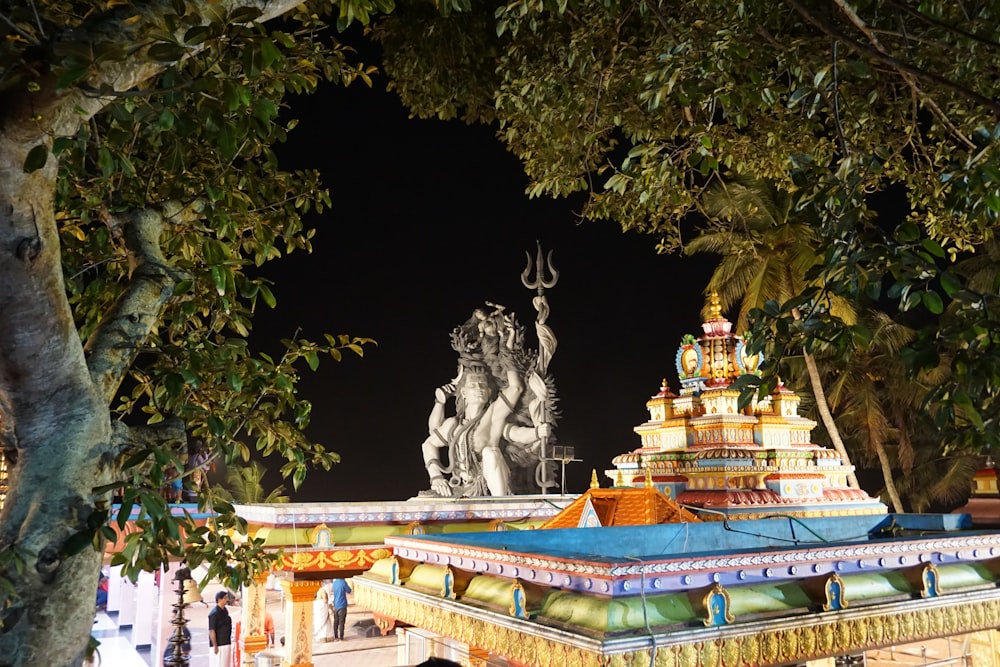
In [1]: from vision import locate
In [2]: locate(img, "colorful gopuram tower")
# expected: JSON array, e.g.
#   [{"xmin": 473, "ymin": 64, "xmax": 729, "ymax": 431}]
[{"xmin": 606, "ymin": 294, "xmax": 887, "ymax": 519}]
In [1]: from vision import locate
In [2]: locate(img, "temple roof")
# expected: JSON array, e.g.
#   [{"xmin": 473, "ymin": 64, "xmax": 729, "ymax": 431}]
[
  {"xmin": 541, "ymin": 486, "xmax": 700, "ymax": 528},
  {"xmin": 357, "ymin": 513, "xmax": 1000, "ymax": 667}
]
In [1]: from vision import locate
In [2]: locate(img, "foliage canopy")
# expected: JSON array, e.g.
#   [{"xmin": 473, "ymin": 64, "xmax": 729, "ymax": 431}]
[
  {"xmin": 0, "ymin": 0, "xmax": 388, "ymax": 662},
  {"xmin": 374, "ymin": 0, "xmax": 1000, "ymax": 455}
]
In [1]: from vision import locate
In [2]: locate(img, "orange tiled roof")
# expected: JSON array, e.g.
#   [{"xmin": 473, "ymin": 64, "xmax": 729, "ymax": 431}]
[{"xmin": 541, "ymin": 486, "xmax": 700, "ymax": 529}]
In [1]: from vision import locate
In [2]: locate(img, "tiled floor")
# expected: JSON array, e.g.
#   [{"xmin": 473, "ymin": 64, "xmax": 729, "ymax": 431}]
[{"xmin": 91, "ymin": 613, "xmax": 154, "ymax": 666}]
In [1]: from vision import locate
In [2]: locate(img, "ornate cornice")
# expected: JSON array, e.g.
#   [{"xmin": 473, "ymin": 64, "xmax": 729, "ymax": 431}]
[
  {"xmin": 274, "ymin": 547, "xmax": 392, "ymax": 573},
  {"xmin": 234, "ymin": 497, "xmax": 570, "ymax": 527},
  {"xmin": 385, "ymin": 532, "xmax": 1000, "ymax": 597},
  {"xmin": 355, "ymin": 578, "xmax": 1000, "ymax": 667}
]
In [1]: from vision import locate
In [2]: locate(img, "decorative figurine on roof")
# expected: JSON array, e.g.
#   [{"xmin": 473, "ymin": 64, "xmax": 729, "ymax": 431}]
[
  {"xmin": 419, "ymin": 245, "xmax": 560, "ymax": 497},
  {"xmin": 607, "ymin": 293, "xmax": 886, "ymax": 519}
]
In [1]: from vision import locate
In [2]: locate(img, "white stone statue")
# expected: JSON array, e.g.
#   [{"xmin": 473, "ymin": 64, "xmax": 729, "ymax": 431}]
[{"xmin": 420, "ymin": 308, "xmax": 553, "ymax": 497}]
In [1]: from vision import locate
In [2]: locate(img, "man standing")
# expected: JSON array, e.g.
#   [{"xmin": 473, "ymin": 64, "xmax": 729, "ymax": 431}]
[
  {"xmin": 207, "ymin": 591, "xmax": 232, "ymax": 667},
  {"xmin": 331, "ymin": 578, "xmax": 352, "ymax": 641}
]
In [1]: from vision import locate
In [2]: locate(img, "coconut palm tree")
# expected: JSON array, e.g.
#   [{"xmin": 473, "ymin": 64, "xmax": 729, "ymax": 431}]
[
  {"xmin": 220, "ymin": 461, "xmax": 289, "ymax": 504},
  {"xmin": 686, "ymin": 176, "xmax": 869, "ymax": 494},
  {"xmin": 818, "ymin": 309, "xmax": 968, "ymax": 511},
  {"xmin": 686, "ymin": 178, "xmax": 833, "ymax": 331},
  {"xmin": 890, "ymin": 446, "xmax": 979, "ymax": 513}
]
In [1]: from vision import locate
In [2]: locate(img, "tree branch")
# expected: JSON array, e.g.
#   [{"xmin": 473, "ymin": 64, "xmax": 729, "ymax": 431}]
[
  {"xmin": 781, "ymin": 0, "xmax": 1000, "ymax": 119},
  {"xmin": 883, "ymin": 0, "xmax": 1000, "ymax": 51},
  {"xmin": 36, "ymin": 0, "xmax": 311, "ymax": 140},
  {"xmin": 111, "ymin": 418, "xmax": 186, "ymax": 457},
  {"xmin": 83, "ymin": 205, "xmax": 185, "ymax": 403},
  {"xmin": 0, "ymin": 11, "xmax": 40, "ymax": 44}
]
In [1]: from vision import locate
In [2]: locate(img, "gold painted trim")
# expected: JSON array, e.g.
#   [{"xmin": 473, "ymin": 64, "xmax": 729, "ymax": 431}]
[
  {"xmin": 442, "ymin": 565, "xmax": 455, "ymax": 600},
  {"xmin": 823, "ymin": 573, "xmax": 849, "ymax": 611},
  {"xmin": 274, "ymin": 546, "xmax": 392, "ymax": 572},
  {"xmin": 241, "ymin": 634, "xmax": 267, "ymax": 653},
  {"xmin": 354, "ymin": 583, "xmax": 1000, "ymax": 667},
  {"xmin": 510, "ymin": 581, "xmax": 527, "ymax": 620},
  {"xmin": 279, "ymin": 579, "xmax": 322, "ymax": 603},
  {"xmin": 703, "ymin": 583, "xmax": 735, "ymax": 627},
  {"xmin": 922, "ymin": 563, "xmax": 940, "ymax": 598}
]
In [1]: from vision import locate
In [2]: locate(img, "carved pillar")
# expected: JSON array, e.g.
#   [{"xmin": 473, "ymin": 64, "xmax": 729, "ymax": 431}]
[
  {"xmin": 969, "ymin": 630, "xmax": 1000, "ymax": 667},
  {"xmin": 240, "ymin": 573, "xmax": 270, "ymax": 665},
  {"xmin": 279, "ymin": 579, "xmax": 322, "ymax": 667},
  {"xmin": 805, "ymin": 659, "xmax": 835, "ymax": 667}
]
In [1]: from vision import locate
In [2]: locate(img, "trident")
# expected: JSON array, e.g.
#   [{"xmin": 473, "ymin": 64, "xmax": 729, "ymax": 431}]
[
  {"xmin": 521, "ymin": 241, "xmax": 559, "ymax": 295},
  {"xmin": 521, "ymin": 241, "xmax": 559, "ymax": 494}
]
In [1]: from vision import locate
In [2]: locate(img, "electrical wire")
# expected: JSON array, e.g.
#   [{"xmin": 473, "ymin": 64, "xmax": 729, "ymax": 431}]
[{"xmin": 624, "ymin": 555, "xmax": 658, "ymax": 667}]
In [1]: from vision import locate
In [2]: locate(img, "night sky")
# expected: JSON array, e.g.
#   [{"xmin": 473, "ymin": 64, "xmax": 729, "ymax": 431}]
[{"xmin": 253, "ymin": 51, "xmax": 715, "ymax": 502}]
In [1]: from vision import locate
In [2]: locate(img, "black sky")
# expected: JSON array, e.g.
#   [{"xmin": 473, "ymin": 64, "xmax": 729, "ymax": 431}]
[{"xmin": 255, "ymin": 61, "xmax": 715, "ymax": 502}]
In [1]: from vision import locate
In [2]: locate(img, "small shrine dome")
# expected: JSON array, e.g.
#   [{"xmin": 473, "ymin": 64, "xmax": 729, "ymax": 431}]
[{"xmin": 675, "ymin": 292, "xmax": 762, "ymax": 396}]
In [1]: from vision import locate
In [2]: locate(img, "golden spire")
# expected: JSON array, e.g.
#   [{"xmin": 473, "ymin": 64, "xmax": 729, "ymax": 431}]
[
  {"xmin": 615, "ymin": 470, "xmax": 625, "ymax": 487},
  {"xmin": 644, "ymin": 466, "xmax": 653, "ymax": 486},
  {"xmin": 708, "ymin": 291, "xmax": 722, "ymax": 319},
  {"xmin": 589, "ymin": 469, "xmax": 600, "ymax": 489}
]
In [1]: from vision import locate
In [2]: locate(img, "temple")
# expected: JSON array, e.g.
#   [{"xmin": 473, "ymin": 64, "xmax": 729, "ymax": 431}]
[
  {"xmin": 95, "ymin": 274, "xmax": 1000, "ymax": 667},
  {"xmin": 607, "ymin": 293, "xmax": 886, "ymax": 519}
]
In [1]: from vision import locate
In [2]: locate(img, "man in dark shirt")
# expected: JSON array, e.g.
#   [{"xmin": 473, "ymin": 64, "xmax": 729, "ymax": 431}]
[
  {"xmin": 207, "ymin": 591, "xmax": 232, "ymax": 667},
  {"xmin": 331, "ymin": 578, "xmax": 352, "ymax": 641}
]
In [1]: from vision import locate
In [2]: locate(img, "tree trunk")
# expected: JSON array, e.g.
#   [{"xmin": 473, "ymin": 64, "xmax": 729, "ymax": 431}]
[
  {"xmin": 871, "ymin": 439, "xmax": 906, "ymax": 513},
  {"xmin": 801, "ymin": 350, "xmax": 862, "ymax": 489},
  {"xmin": 788, "ymin": 300, "xmax": 862, "ymax": 491},
  {"xmin": 0, "ymin": 115, "xmax": 115, "ymax": 666}
]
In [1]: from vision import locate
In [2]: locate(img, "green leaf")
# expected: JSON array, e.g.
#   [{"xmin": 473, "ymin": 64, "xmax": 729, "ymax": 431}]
[
  {"xmin": 218, "ymin": 125, "xmax": 237, "ymax": 160},
  {"xmin": 210, "ymin": 266, "xmax": 227, "ymax": 295},
  {"xmin": 55, "ymin": 66, "xmax": 90, "ymax": 90},
  {"xmin": 23, "ymin": 145, "xmax": 48, "ymax": 173},
  {"xmin": 158, "ymin": 109, "xmax": 176, "ymax": 129},
  {"xmin": 97, "ymin": 147, "xmax": 114, "ymax": 177},
  {"xmin": 147, "ymin": 43, "xmax": 187, "ymax": 62},
  {"xmin": 208, "ymin": 415, "xmax": 226, "ymax": 438},
  {"xmin": 260, "ymin": 38, "xmax": 281, "ymax": 69},
  {"xmin": 920, "ymin": 238, "xmax": 945, "ymax": 258},
  {"xmin": 116, "ymin": 494, "xmax": 137, "ymax": 531},
  {"xmin": 305, "ymin": 351, "xmax": 319, "ymax": 371},
  {"xmin": 164, "ymin": 373, "xmax": 185, "ymax": 398},
  {"xmin": 229, "ymin": 6, "xmax": 263, "ymax": 22},
  {"xmin": 243, "ymin": 43, "xmax": 263, "ymax": 78},
  {"xmin": 259, "ymin": 284, "xmax": 276, "ymax": 308},
  {"xmin": 121, "ymin": 449, "xmax": 152, "ymax": 472},
  {"xmin": 61, "ymin": 529, "xmax": 96, "ymax": 558},
  {"xmin": 939, "ymin": 272, "xmax": 962, "ymax": 297},
  {"xmin": 953, "ymin": 390, "xmax": 984, "ymax": 429},
  {"xmin": 184, "ymin": 25, "xmax": 212, "ymax": 45},
  {"xmin": 52, "ymin": 137, "xmax": 74, "ymax": 156},
  {"xmin": 921, "ymin": 290, "xmax": 944, "ymax": 314},
  {"xmin": 895, "ymin": 221, "xmax": 920, "ymax": 242},
  {"xmin": 253, "ymin": 99, "xmax": 278, "ymax": 126}
]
